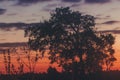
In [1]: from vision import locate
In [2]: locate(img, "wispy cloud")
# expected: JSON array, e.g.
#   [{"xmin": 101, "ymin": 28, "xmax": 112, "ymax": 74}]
[
  {"xmin": 42, "ymin": 4, "xmax": 60, "ymax": 12},
  {"xmin": 0, "ymin": 0, "xmax": 15, "ymax": 2},
  {"xmin": 99, "ymin": 30, "xmax": 120, "ymax": 34},
  {"xmin": 7, "ymin": 13, "xmax": 17, "ymax": 16},
  {"xmin": 0, "ymin": 39, "xmax": 6, "ymax": 41},
  {"xmin": 26, "ymin": 19, "xmax": 37, "ymax": 22},
  {"xmin": 95, "ymin": 15, "xmax": 111, "ymax": 20},
  {"xmin": 0, "ymin": 22, "xmax": 39, "ymax": 31},
  {"xmin": 70, "ymin": 3, "xmax": 81, "ymax": 7},
  {"xmin": 0, "ymin": 42, "xmax": 27, "ymax": 47},
  {"xmin": 0, "ymin": 8, "xmax": 6, "ymax": 15},
  {"xmin": 0, "ymin": 23, "xmax": 26, "ymax": 31},
  {"xmin": 102, "ymin": 20, "xmax": 120, "ymax": 25},
  {"xmin": 62, "ymin": 0, "xmax": 81, "ymax": 2},
  {"xmin": 16, "ymin": 0, "xmax": 51, "ymax": 6},
  {"xmin": 85, "ymin": 0, "xmax": 111, "ymax": 3}
]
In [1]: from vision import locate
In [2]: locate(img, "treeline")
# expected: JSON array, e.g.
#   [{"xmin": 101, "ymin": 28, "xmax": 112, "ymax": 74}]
[{"xmin": 1, "ymin": 70, "xmax": 120, "ymax": 80}]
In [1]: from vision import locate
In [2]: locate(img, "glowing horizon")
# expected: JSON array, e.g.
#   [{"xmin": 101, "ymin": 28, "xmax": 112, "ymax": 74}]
[{"xmin": 0, "ymin": 0, "xmax": 120, "ymax": 73}]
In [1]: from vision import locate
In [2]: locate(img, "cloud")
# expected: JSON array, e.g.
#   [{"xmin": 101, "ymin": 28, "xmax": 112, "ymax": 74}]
[
  {"xmin": 0, "ymin": 8, "xmax": 6, "ymax": 15},
  {"xmin": 0, "ymin": 0, "xmax": 15, "ymax": 2},
  {"xmin": 70, "ymin": 3, "xmax": 81, "ymax": 7},
  {"xmin": 7, "ymin": 13, "xmax": 17, "ymax": 16},
  {"xmin": 42, "ymin": 4, "xmax": 59, "ymax": 12},
  {"xmin": 99, "ymin": 30, "xmax": 120, "ymax": 34},
  {"xmin": 0, "ymin": 39, "xmax": 6, "ymax": 41},
  {"xmin": 0, "ymin": 22, "xmax": 40, "ymax": 31},
  {"xmin": 95, "ymin": 15, "xmax": 111, "ymax": 20},
  {"xmin": 85, "ymin": 0, "xmax": 111, "ymax": 3},
  {"xmin": 62, "ymin": 0, "xmax": 81, "ymax": 2},
  {"xmin": 16, "ymin": 0, "xmax": 81, "ymax": 5},
  {"xmin": 26, "ymin": 19, "xmax": 37, "ymax": 22},
  {"xmin": 16, "ymin": 0, "xmax": 51, "ymax": 6},
  {"xmin": 102, "ymin": 20, "xmax": 120, "ymax": 25},
  {"xmin": 0, "ymin": 23, "xmax": 26, "ymax": 31},
  {"xmin": 0, "ymin": 42, "xmax": 27, "ymax": 48}
]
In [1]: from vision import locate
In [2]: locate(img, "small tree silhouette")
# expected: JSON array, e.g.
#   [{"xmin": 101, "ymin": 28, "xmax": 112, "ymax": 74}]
[
  {"xmin": 25, "ymin": 7, "xmax": 116, "ymax": 80},
  {"xmin": 15, "ymin": 46, "xmax": 41, "ymax": 73},
  {"xmin": 3, "ymin": 49, "xmax": 11, "ymax": 75}
]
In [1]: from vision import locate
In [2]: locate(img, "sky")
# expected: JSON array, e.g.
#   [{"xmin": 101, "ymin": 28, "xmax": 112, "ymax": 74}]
[
  {"xmin": 0, "ymin": 0, "xmax": 120, "ymax": 43},
  {"xmin": 0, "ymin": 0, "xmax": 120, "ymax": 70}
]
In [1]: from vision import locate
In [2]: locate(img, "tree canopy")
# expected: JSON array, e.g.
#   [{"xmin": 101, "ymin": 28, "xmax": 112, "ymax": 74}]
[{"xmin": 25, "ymin": 7, "xmax": 116, "ymax": 80}]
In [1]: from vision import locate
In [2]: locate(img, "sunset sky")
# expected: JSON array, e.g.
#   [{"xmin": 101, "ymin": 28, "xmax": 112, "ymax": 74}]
[{"xmin": 0, "ymin": 0, "xmax": 120, "ymax": 71}]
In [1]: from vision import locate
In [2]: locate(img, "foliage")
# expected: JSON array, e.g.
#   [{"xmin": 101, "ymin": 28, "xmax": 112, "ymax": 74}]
[
  {"xmin": 2, "ymin": 47, "xmax": 41, "ymax": 75},
  {"xmin": 15, "ymin": 46, "xmax": 41, "ymax": 73},
  {"xmin": 25, "ymin": 7, "xmax": 116, "ymax": 79}
]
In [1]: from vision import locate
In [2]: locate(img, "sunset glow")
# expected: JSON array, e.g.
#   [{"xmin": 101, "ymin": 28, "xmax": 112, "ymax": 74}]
[{"xmin": 0, "ymin": 0, "xmax": 120, "ymax": 74}]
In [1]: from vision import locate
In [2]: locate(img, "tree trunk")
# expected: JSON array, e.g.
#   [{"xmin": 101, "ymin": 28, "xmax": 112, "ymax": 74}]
[{"xmin": 80, "ymin": 55, "xmax": 85, "ymax": 80}]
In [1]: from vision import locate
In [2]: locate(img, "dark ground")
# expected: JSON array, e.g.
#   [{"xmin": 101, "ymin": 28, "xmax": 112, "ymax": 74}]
[{"xmin": 0, "ymin": 70, "xmax": 120, "ymax": 80}]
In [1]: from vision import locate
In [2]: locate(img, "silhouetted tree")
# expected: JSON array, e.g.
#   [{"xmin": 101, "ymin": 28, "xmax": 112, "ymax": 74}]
[
  {"xmin": 47, "ymin": 66, "xmax": 59, "ymax": 80},
  {"xmin": 3, "ymin": 49, "xmax": 11, "ymax": 75},
  {"xmin": 15, "ymin": 46, "xmax": 40, "ymax": 73},
  {"xmin": 25, "ymin": 7, "xmax": 116, "ymax": 80}
]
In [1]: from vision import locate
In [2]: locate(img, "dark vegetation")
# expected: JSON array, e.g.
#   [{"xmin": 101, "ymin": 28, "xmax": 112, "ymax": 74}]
[
  {"xmin": 0, "ymin": 7, "xmax": 117, "ymax": 80},
  {"xmin": 1, "ymin": 70, "xmax": 120, "ymax": 80}
]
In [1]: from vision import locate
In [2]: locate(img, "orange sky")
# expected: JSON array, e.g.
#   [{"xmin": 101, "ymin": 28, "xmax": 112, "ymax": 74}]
[
  {"xmin": 0, "ymin": 42, "xmax": 119, "ymax": 74},
  {"xmin": 1, "ymin": 0, "xmax": 120, "ymax": 73},
  {"xmin": 0, "ymin": 48, "xmax": 62, "ymax": 74}
]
